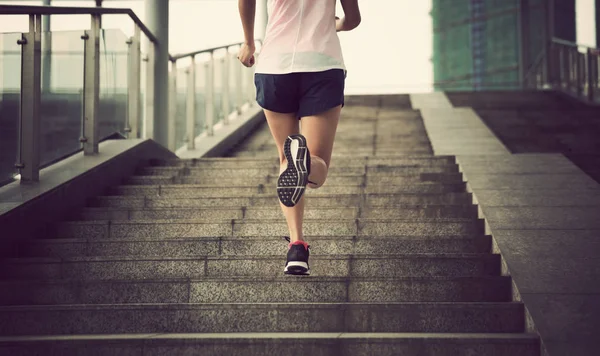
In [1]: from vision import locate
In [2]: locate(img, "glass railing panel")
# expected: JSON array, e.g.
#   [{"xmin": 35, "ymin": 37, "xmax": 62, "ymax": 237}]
[
  {"xmin": 0, "ymin": 32, "xmax": 22, "ymax": 186},
  {"xmin": 40, "ymin": 30, "xmax": 84, "ymax": 168},
  {"xmin": 99, "ymin": 29, "xmax": 129, "ymax": 140},
  {"xmin": 140, "ymin": 48, "xmax": 147, "ymax": 138},
  {"xmin": 213, "ymin": 54, "xmax": 223, "ymax": 125},
  {"xmin": 219, "ymin": 52, "xmax": 233, "ymax": 120},
  {"xmin": 195, "ymin": 59, "xmax": 207, "ymax": 135},
  {"xmin": 175, "ymin": 66, "xmax": 187, "ymax": 150},
  {"xmin": 228, "ymin": 52, "xmax": 237, "ymax": 114}
]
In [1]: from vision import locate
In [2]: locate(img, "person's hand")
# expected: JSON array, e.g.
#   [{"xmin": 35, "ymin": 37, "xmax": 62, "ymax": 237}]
[
  {"xmin": 335, "ymin": 16, "xmax": 343, "ymax": 32},
  {"xmin": 238, "ymin": 42, "xmax": 256, "ymax": 67}
]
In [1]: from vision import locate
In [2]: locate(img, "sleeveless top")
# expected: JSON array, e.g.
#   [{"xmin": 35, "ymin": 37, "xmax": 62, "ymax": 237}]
[{"xmin": 255, "ymin": 0, "xmax": 346, "ymax": 74}]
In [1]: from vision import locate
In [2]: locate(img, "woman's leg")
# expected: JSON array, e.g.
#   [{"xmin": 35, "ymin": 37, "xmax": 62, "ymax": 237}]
[
  {"xmin": 301, "ymin": 105, "xmax": 342, "ymax": 189},
  {"xmin": 263, "ymin": 109, "xmax": 306, "ymax": 243},
  {"xmin": 263, "ymin": 105, "xmax": 342, "ymax": 244}
]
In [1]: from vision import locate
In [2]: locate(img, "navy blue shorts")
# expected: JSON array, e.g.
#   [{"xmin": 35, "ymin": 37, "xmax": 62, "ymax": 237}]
[{"xmin": 254, "ymin": 69, "xmax": 346, "ymax": 119}]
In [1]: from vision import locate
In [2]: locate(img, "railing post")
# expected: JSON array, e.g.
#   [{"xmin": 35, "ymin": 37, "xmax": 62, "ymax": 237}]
[
  {"xmin": 576, "ymin": 51, "xmax": 581, "ymax": 95},
  {"xmin": 543, "ymin": 41, "xmax": 550, "ymax": 86},
  {"xmin": 563, "ymin": 47, "xmax": 569, "ymax": 90},
  {"xmin": 41, "ymin": 18, "xmax": 51, "ymax": 94},
  {"xmin": 543, "ymin": 0, "xmax": 554, "ymax": 87},
  {"xmin": 186, "ymin": 56, "xmax": 196, "ymax": 149},
  {"xmin": 570, "ymin": 49, "xmax": 576, "ymax": 92},
  {"xmin": 236, "ymin": 52, "xmax": 243, "ymax": 115},
  {"xmin": 571, "ymin": 49, "xmax": 578, "ymax": 95},
  {"xmin": 576, "ymin": 50, "xmax": 587, "ymax": 97},
  {"xmin": 588, "ymin": 49, "xmax": 597, "ymax": 102},
  {"xmin": 222, "ymin": 51, "xmax": 230, "ymax": 125},
  {"xmin": 571, "ymin": 49, "xmax": 577, "ymax": 94},
  {"xmin": 126, "ymin": 25, "xmax": 141, "ymax": 139},
  {"xmin": 559, "ymin": 46, "xmax": 566, "ymax": 89},
  {"xmin": 82, "ymin": 14, "xmax": 101, "ymax": 155},
  {"xmin": 205, "ymin": 53, "xmax": 215, "ymax": 136},
  {"xmin": 16, "ymin": 14, "xmax": 42, "ymax": 183},
  {"xmin": 592, "ymin": 50, "xmax": 600, "ymax": 102},
  {"xmin": 550, "ymin": 42, "xmax": 559, "ymax": 88},
  {"xmin": 168, "ymin": 60, "xmax": 177, "ymax": 151},
  {"xmin": 144, "ymin": 43, "xmax": 156, "ymax": 139}
]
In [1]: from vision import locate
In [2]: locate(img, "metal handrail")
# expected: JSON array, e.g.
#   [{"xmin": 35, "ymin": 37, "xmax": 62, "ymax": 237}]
[
  {"xmin": 171, "ymin": 40, "xmax": 263, "ymax": 61},
  {"xmin": 523, "ymin": 38, "xmax": 600, "ymax": 86},
  {"xmin": 0, "ymin": 3, "xmax": 260, "ymax": 185},
  {"xmin": 551, "ymin": 37, "xmax": 599, "ymax": 51},
  {"xmin": 0, "ymin": 4, "xmax": 158, "ymax": 44},
  {"xmin": 523, "ymin": 37, "xmax": 600, "ymax": 105}
]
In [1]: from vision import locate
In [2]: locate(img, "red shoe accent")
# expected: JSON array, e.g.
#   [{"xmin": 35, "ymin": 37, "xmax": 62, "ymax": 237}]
[{"xmin": 288, "ymin": 240, "xmax": 309, "ymax": 250}]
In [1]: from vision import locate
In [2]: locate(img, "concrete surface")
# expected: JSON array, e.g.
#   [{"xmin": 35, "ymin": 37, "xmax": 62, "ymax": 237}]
[{"xmin": 417, "ymin": 92, "xmax": 600, "ymax": 356}]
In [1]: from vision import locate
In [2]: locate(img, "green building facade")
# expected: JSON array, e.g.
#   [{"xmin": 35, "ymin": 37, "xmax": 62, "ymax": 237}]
[{"xmin": 432, "ymin": 0, "xmax": 576, "ymax": 91}]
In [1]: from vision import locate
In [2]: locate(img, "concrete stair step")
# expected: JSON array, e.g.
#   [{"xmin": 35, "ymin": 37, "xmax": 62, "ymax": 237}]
[
  {"xmin": 233, "ymin": 147, "xmax": 435, "ymax": 155},
  {"xmin": 374, "ymin": 145, "xmax": 433, "ymax": 151},
  {"xmin": 148, "ymin": 156, "xmax": 457, "ymax": 168},
  {"xmin": 137, "ymin": 165, "xmax": 459, "ymax": 177},
  {"xmin": 18, "ymin": 235, "xmax": 492, "ymax": 258},
  {"xmin": 0, "ymin": 97, "xmax": 538, "ymax": 355},
  {"xmin": 0, "ymin": 276, "xmax": 512, "ymax": 305},
  {"xmin": 73, "ymin": 206, "xmax": 351, "ymax": 221},
  {"xmin": 224, "ymin": 133, "xmax": 429, "ymax": 141},
  {"xmin": 124, "ymin": 174, "xmax": 358, "ymax": 186},
  {"xmin": 73, "ymin": 205, "xmax": 477, "ymax": 221},
  {"xmin": 373, "ymin": 139, "xmax": 432, "ymax": 145},
  {"xmin": 251, "ymin": 134, "xmax": 428, "ymax": 141},
  {"xmin": 380, "ymin": 95, "xmax": 414, "ymax": 108},
  {"xmin": 124, "ymin": 171, "xmax": 463, "ymax": 186},
  {"xmin": 0, "ymin": 254, "xmax": 500, "ymax": 280},
  {"xmin": 335, "ymin": 135, "xmax": 429, "ymax": 140},
  {"xmin": 230, "ymin": 149, "xmax": 436, "ymax": 157},
  {"xmin": 53, "ymin": 219, "xmax": 484, "ymax": 239},
  {"xmin": 374, "ymin": 126, "xmax": 431, "ymax": 133},
  {"xmin": 126, "ymin": 175, "xmax": 177, "ymax": 185},
  {"xmin": 0, "ymin": 302, "xmax": 525, "ymax": 335},
  {"xmin": 344, "ymin": 94, "xmax": 386, "ymax": 105},
  {"xmin": 367, "ymin": 172, "xmax": 464, "ymax": 184},
  {"xmin": 326, "ymin": 123, "xmax": 426, "ymax": 129},
  {"xmin": 373, "ymin": 148, "xmax": 433, "ymax": 154},
  {"xmin": 370, "ymin": 149, "xmax": 435, "ymax": 155},
  {"xmin": 337, "ymin": 119, "xmax": 423, "ymax": 126},
  {"xmin": 109, "ymin": 183, "xmax": 467, "ymax": 198},
  {"xmin": 89, "ymin": 192, "xmax": 474, "ymax": 209},
  {"xmin": 359, "ymin": 206, "xmax": 477, "ymax": 219},
  {"xmin": 374, "ymin": 132, "xmax": 432, "ymax": 138},
  {"xmin": 0, "ymin": 332, "xmax": 541, "ymax": 356},
  {"xmin": 344, "ymin": 95, "xmax": 384, "ymax": 105}
]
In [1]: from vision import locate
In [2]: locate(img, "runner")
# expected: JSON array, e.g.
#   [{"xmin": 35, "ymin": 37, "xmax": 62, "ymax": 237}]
[{"xmin": 238, "ymin": 0, "xmax": 362, "ymax": 275}]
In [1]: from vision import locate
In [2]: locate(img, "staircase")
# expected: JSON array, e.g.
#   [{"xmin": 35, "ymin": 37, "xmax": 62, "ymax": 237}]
[{"xmin": 0, "ymin": 96, "xmax": 540, "ymax": 355}]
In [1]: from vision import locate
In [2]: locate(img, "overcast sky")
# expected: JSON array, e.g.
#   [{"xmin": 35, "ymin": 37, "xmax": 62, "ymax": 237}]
[{"xmin": 0, "ymin": 0, "xmax": 596, "ymax": 94}]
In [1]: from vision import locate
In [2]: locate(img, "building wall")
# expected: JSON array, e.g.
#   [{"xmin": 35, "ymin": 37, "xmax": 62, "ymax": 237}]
[
  {"xmin": 431, "ymin": 0, "xmax": 473, "ymax": 90},
  {"xmin": 432, "ymin": 0, "xmax": 576, "ymax": 91},
  {"xmin": 554, "ymin": 0, "xmax": 577, "ymax": 42}
]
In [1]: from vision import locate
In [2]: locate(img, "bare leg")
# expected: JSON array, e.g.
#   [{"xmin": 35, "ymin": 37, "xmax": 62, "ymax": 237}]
[
  {"xmin": 263, "ymin": 109, "xmax": 305, "ymax": 243},
  {"xmin": 301, "ymin": 105, "xmax": 342, "ymax": 189},
  {"xmin": 263, "ymin": 105, "xmax": 342, "ymax": 244}
]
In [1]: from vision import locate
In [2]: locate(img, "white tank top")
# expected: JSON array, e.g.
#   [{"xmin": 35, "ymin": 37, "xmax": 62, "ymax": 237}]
[{"xmin": 255, "ymin": 0, "xmax": 346, "ymax": 74}]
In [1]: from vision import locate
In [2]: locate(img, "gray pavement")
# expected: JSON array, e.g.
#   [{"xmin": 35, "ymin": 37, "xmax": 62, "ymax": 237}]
[{"xmin": 414, "ymin": 92, "xmax": 600, "ymax": 356}]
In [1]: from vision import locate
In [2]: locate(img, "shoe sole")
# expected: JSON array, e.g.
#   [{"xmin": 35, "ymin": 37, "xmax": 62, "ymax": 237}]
[
  {"xmin": 284, "ymin": 261, "xmax": 311, "ymax": 276},
  {"xmin": 277, "ymin": 135, "xmax": 309, "ymax": 207}
]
